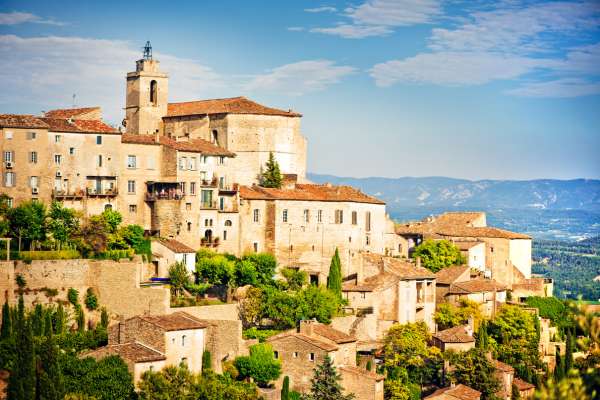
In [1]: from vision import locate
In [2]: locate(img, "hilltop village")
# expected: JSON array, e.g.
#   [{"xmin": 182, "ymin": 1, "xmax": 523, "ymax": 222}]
[{"xmin": 0, "ymin": 46, "xmax": 598, "ymax": 400}]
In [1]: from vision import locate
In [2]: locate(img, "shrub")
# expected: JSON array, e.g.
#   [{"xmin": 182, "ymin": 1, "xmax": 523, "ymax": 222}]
[
  {"xmin": 95, "ymin": 249, "xmax": 134, "ymax": 261},
  {"xmin": 243, "ymin": 327, "xmax": 281, "ymax": 343},
  {"xmin": 84, "ymin": 288, "xmax": 98, "ymax": 311},
  {"xmin": 234, "ymin": 343, "xmax": 281, "ymax": 388},
  {"xmin": 68, "ymin": 288, "xmax": 79, "ymax": 306},
  {"xmin": 19, "ymin": 250, "xmax": 81, "ymax": 260}
]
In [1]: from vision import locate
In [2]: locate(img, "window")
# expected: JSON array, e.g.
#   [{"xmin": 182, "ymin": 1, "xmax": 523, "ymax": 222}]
[
  {"xmin": 201, "ymin": 155, "xmax": 208, "ymax": 164},
  {"xmin": 398, "ymin": 244, "xmax": 402, "ymax": 253},
  {"xmin": 223, "ymin": 230, "xmax": 227, "ymax": 240},
  {"xmin": 351, "ymin": 211, "xmax": 357, "ymax": 225},
  {"xmin": 365, "ymin": 211, "xmax": 371, "ymax": 232},
  {"xmin": 6, "ymin": 198, "xmax": 12, "ymax": 207},
  {"xmin": 253, "ymin": 209, "xmax": 260, "ymax": 223},
  {"xmin": 335, "ymin": 210, "xmax": 343, "ymax": 224},
  {"xmin": 187, "ymin": 222, "xmax": 192, "ymax": 231},
  {"xmin": 4, "ymin": 172, "xmax": 15, "ymax": 187},
  {"xmin": 127, "ymin": 180, "xmax": 136, "ymax": 194},
  {"xmin": 218, "ymin": 156, "xmax": 225, "ymax": 165},
  {"xmin": 219, "ymin": 176, "xmax": 225, "ymax": 189},
  {"xmin": 273, "ymin": 351, "xmax": 279, "ymax": 359},
  {"xmin": 190, "ymin": 182, "xmax": 196, "ymax": 195},
  {"xmin": 69, "ymin": 147, "xmax": 75, "ymax": 155},
  {"xmin": 127, "ymin": 155, "xmax": 137, "ymax": 169},
  {"xmin": 97, "ymin": 155, "xmax": 103, "ymax": 167},
  {"xmin": 29, "ymin": 176, "xmax": 38, "ymax": 188},
  {"xmin": 127, "ymin": 204, "xmax": 137, "ymax": 214},
  {"xmin": 149, "ymin": 365, "xmax": 154, "ymax": 372},
  {"xmin": 26, "ymin": 132, "xmax": 36, "ymax": 140},
  {"xmin": 309, "ymin": 353, "xmax": 315, "ymax": 362},
  {"xmin": 180, "ymin": 357, "xmax": 187, "ymax": 365},
  {"xmin": 3, "ymin": 151, "xmax": 13, "ymax": 163},
  {"xmin": 282, "ymin": 209, "xmax": 288, "ymax": 222},
  {"xmin": 188, "ymin": 157, "xmax": 196, "ymax": 170},
  {"xmin": 180, "ymin": 182, "xmax": 186, "ymax": 195},
  {"xmin": 225, "ymin": 220, "xmax": 232, "ymax": 227},
  {"xmin": 304, "ymin": 209, "xmax": 310, "ymax": 223},
  {"xmin": 366, "ymin": 235, "xmax": 370, "ymax": 246},
  {"xmin": 181, "ymin": 335, "xmax": 186, "ymax": 346},
  {"xmin": 212, "ymin": 130, "xmax": 218, "ymax": 143},
  {"xmin": 150, "ymin": 80, "xmax": 158, "ymax": 105},
  {"xmin": 293, "ymin": 352, "xmax": 298, "ymax": 358},
  {"xmin": 29, "ymin": 151, "xmax": 37, "ymax": 164},
  {"xmin": 317, "ymin": 210, "xmax": 323, "ymax": 223},
  {"xmin": 186, "ymin": 203, "xmax": 191, "ymax": 211},
  {"xmin": 219, "ymin": 197, "xmax": 224, "ymax": 211},
  {"xmin": 55, "ymin": 135, "xmax": 61, "ymax": 143},
  {"xmin": 54, "ymin": 154, "xmax": 62, "ymax": 165},
  {"xmin": 96, "ymin": 135, "xmax": 102, "ymax": 145},
  {"xmin": 179, "ymin": 157, "xmax": 187, "ymax": 170},
  {"xmin": 253, "ymin": 242, "xmax": 258, "ymax": 252}
]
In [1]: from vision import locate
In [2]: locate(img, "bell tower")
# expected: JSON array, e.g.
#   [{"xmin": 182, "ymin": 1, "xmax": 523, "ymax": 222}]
[{"xmin": 125, "ymin": 41, "xmax": 169, "ymax": 135}]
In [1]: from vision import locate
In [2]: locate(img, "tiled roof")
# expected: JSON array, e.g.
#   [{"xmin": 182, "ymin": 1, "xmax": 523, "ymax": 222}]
[
  {"xmin": 83, "ymin": 342, "xmax": 165, "ymax": 363},
  {"xmin": 0, "ymin": 114, "xmax": 49, "ymax": 129},
  {"xmin": 494, "ymin": 360, "xmax": 515, "ymax": 373},
  {"xmin": 343, "ymin": 272, "xmax": 400, "ymax": 292},
  {"xmin": 433, "ymin": 326, "xmax": 474, "ymax": 343},
  {"xmin": 513, "ymin": 378, "xmax": 535, "ymax": 391},
  {"xmin": 121, "ymin": 134, "xmax": 235, "ymax": 156},
  {"xmin": 267, "ymin": 332, "xmax": 338, "ymax": 352},
  {"xmin": 512, "ymin": 277, "xmax": 545, "ymax": 292},
  {"xmin": 240, "ymin": 184, "xmax": 385, "ymax": 205},
  {"xmin": 454, "ymin": 241, "xmax": 483, "ymax": 250},
  {"xmin": 313, "ymin": 324, "xmax": 356, "ymax": 344},
  {"xmin": 426, "ymin": 384, "xmax": 481, "ymax": 400},
  {"xmin": 158, "ymin": 238, "xmax": 195, "ymax": 253},
  {"xmin": 384, "ymin": 256, "xmax": 436, "ymax": 279},
  {"xmin": 139, "ymin": 312, "xmax": 208, "ymax": 331},
  {"xmin": 448, "ymin": 278, "xmax": 507, "ymax": 294},
  {"xmin": 435, "ymin": 265, "xmax": 470, "ymax": 285},
  {"xmin": 40, "ymin": 118, "xmax": 118, "ymax": 134},
  {"xmin": 167, "ymin": 96, "xmax": 301, "ymax": 118},
  {"xmin": 44, "ymin": 107, "xmax": 100, "ymax": 119},
  {"xmin": 339, "ymin": 365, "xmax": 385, "ymax": 381}
]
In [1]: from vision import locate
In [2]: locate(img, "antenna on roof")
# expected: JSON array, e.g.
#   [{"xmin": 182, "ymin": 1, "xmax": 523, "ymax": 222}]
[
  {"xmin": 72, "ymin": 94, "xmax": 76, "ymax": 108},
  {"xmin": 143, "ymin": 41, "xmax": 153, "ymax": 61}
]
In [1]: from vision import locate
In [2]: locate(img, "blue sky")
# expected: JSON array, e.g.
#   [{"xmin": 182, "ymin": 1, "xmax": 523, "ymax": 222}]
[{"xmin": 1, "ymin": 0, "xmax": 599, "ymax": 180}]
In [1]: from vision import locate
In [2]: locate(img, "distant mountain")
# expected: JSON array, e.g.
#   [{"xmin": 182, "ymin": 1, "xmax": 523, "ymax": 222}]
[
  {"xmin": 307, "ymin": 174, "xmax": 600, "ymax": 212},
  {"xmin": 307, "ymin": 174, "xmax": 600, "ymax": 241}
]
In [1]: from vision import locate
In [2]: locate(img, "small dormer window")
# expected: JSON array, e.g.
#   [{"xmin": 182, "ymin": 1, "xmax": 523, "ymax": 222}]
[{"xmin": 150, "ymin": 80, "xmax": 158, "ymax": 105}]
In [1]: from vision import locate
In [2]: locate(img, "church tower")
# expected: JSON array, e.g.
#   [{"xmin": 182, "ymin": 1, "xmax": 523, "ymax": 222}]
[{"xmin": 125, "ymin": 42, "xmax": 169, "ymax": 135}]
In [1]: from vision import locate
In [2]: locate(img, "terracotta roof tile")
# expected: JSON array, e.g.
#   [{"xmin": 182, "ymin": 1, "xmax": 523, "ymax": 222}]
[
  {"xmin": 40, "ymin": 117, "xmax": 118, "ymax": 134},
  {"xmin": 513, "ymin": 378, "xmax": 535, "ymax": 390},
  {"xmin": 343, "ymin": 272, "xmax": 400, "ymax": 292},
  {"xmin": 121, "ymin": 134, "xmax": 234, "ymax": 156},
  {"xmin": 139, "ymin": 312, "xmax": 207, "ymax": 331},
  {"xmin": 454, "ymin": 241, "xmax": 484, "ymax": 250},
  {"xmin": 494, "ymin": 360, "xmax": 515, "ymax": 373},
  {"xmin": 512, "ymin": 277, "xmax": 545, "ymax": 292},
  {"xmin": 167, "ymin": 96, "xmax": 301, "ymax": 118},
  {"xmin": 240, "ymin": 184, "xmax": 385, "ymax": 205},
  {"xmin": 433, "ymin": 326, "xmax": 474, "ymax": 343},
  {"xmin": 0, "ymin": 114, "xmax": 49, "ymax": 129},
  {"xmin": 83, "ymin": 342, "xmax": 165, "ymax": 363},
  {"xmin": 267, "ymin": 332, "xmax": 339, "ymax": 352},
  {"xmin": 435, "ymin": 265, "xmax": 470, "ymax": 285},
  {"xmin": 158, "ymin": 238, "xmax": 195, "ymax": 253},
  {"xmin": 448, "ymin": 278, "xmax": 507, "ymax": 294},
  {"xmin": 339, "ymin": 365, "xmax": 384, "ymax": 381},
  {"xmin": 426, "ymin": 384, "xmax": 481, "ymax": 400},
  {"xmin": 44, "ymin": 107, "xmax": 100, "ymax": 119},
  {"xmin": 313, "ymin": 324, "xmax": 356, "ymax": 344}
]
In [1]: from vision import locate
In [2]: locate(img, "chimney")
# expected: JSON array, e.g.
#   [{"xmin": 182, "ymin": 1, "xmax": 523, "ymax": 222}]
[
  {"xmin": 416, "ymin": 256, "xmax": 422, "ymax": 269},
  {"xmin": 299, "ymin": 319, "xmax": 316, "ymax": 337},
  {"xmin": 117, "ymin": 316, "xmax": 126, "ymax": 344}
]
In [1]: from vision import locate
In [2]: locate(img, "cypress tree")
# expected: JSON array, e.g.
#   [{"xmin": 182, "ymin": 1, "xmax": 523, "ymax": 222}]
[
  {"xmin": 38, "ymin": 330, "xmax": 65, "ymax": 400},
  {"xmin": 260, "ymin": 152, "xmax": 283, "ymax": 188},
  {"xmin": 32, "ymin": 304, "xmax": 43, "ymax": 336},
  {"xmin": 476, "ymin": 320, "xmax": 489, "ymax": 350},
  {"xmin": 281, "ymin": 376, "xmax": 290, "ymax": 400},
  {"xmin": 565, "ymin": 329, "xmax": 573, "ymax": 373},
  {"xmin": 327, "ymin": 248, "xmax": 342, "ymax": 300},
  {"xmin": 43, "ymin": 311, "xmax": 53, "ymax": 337},
  {"xmin": 1, "ymin": 298, "xmax": 11, "ymax": 339},
  {"xmin": 53, "ymin": 304, "xmax": 65, "ymax": 335},
  {"xmin": 100, "ymin": 307, "xmax": 109, "ymax": 328},
  {"xmin": 8, "ymin": 295, "xmax": 36, "ymax": 400},
  {"xmin": 554, "ymin": 346, "xmax": 563, "ymax": 381},
  {"xmin": 76, "ymin": 305, "xmax": 85, "ymax": 332},
  {"xmin": 305, "ymin": 355, "xmax": 354, "ymax": 400},
  {"xmin": 202, "ymin": 350, "xmax": 212, "ymax": 372}
]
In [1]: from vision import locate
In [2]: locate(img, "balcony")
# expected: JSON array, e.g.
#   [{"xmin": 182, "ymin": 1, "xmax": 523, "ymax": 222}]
[
  {"xmin": 145, "ymin": 192, "xmax": 184, "ymax": 202},
  {"xmin": 52, "ymin": 189, "xmax": 85, "ymax": 200},
  {"xmin": 218, "ymin": 183, "xmax": 239, "ymax": 194},
  {"xmin": 200, "ymin": 200, "xmax": 217, "ymax": 210},
  {"xmin": 200, "ymin": 177, "xmax": 218, "ymax": 187},
  {"xmin": 87, "ymin": 187, "xmax": 118, "ymax": 197}
]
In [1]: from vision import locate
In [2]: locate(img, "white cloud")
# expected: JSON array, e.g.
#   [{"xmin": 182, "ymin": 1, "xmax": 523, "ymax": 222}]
[
  {"xmin": 505, "ymin": 78, "xmax": 600, "ymax": 98},
  {"xmin": 310, "ymin": 24, "xmax": 392, "ymax": 39},
  {"xmin": 304, "ymin": 6, "xmax": 337, "ymax": 13},
  {"xmin": 0, "ymin": 11, "xmax": 65, "ymax": 26},
  {"xmin": 307, "ymin": 0, "xmax": 442, "ymax": 38},
  {"xmin": 244, "ymin": 60, "xmax": 356, "ymax": 95},
  {"xmin": 0, "ymin": 35, "xmax": 224, "ymax": 123}
]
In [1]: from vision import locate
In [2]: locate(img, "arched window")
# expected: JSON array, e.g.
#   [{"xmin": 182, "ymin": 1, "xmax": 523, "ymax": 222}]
[
  {"xmin": 212, "ymin": 130, "xmax": 218, "ymax": 144},
  {"xmin": 224, "ymin": 220, "xmax": 232, "ymax": 227},
  {"xmin": 204, "ymin": 229, "xmax": 213, "ymax": 242},
  {"xmin": 150, "ymin": 80, "xmax": 158, "ymax": 105}
]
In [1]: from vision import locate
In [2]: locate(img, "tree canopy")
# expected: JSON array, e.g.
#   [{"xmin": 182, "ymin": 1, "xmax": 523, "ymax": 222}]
[
  {"xmin": 260, "ymin": 152, "xmax": 283, "ymax": 189},
  {"xmin": 411, "ymin": 239, "xmax": 466, "ymax": 272}
]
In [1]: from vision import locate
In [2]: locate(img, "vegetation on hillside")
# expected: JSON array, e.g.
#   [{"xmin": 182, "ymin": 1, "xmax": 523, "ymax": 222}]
[{"xmin": 411, "ymin": 239, "xmax": 466, "ymax": 272}]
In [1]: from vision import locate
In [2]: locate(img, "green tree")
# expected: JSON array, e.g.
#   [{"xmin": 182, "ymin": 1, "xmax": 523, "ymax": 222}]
[
  {"xmin": 84, "ymin": 288, "xmax": 98, "ymax": 311},
  {"xmin": 1, "ymin": 298, "xmax": 11, "ymax": 339},
  {"xmin": 327, "ymin": 248, "xmax": 342, "ymax": 299},
  {"xmin": 68, "ymin": 288, "xmax": 79, "ymax": 306},
  {"xmin": 234, "ymin": 343, "xmax": 281, "ymax": 388},
  {"xmin": 100, "ymin": 209, "xmax": 122, "ymax": 233},
  {"xmin": 169, "ymin": 261, "xmax": 190, "ymax": 297},
  {"xmin": 202, "ymin": 350, "xmax": 212, "ymax": 372},
  {"xmin": 280, "ymin": 267, "xmax": 307, "ymax": 290},
  {"xmin": 196, "ymin": 370, "xmax": 261, "ymax": 400},
  {"xmin": 235, "ymin": 259, "xmax": 259, "ymax": 286},
  {"xmin": 53, "ymin": 304, "xmax": 66, "ymax": 335},
  {"xmin": 297, "ymin": 285, "xmax": 339, "ymax": 324},
  {"xmin": 47, "ymin": 201, "xmax": 79, "ymax": 250},
  {"xmin": 8, "ymin": 200, "xmax": 47, "ymax": 251},
  {"xmin": 0, "ymin": 193, "xmax": 12, "ymax": 237},
  {"xmin": 476, "ymin": 320, "xmax": 490, "ymax": 350},
  {"xmin": 138, "ymin": 364, "xmax": 196, "ymax": 400},
  {"xmin": 31, "ymin": 303, "xmax": 44, "ymax": 336},
  {"xmin": 282, "ymin": 376, "xmax": 290, "ymax": 400},
  {"xmin": 196, "ymin": 255, "xmax": 235, "ymax": 286},
  {"xmin": 7, "ymin": 296, "xmax": 35, "ymax": 400},
  {"xmin": 62, "ymin": 355, "xmax": 135, "ymax": 400},
  {"xmin": 241, "ymin": 253, "xmax": 277, "ymax": 286},
  {"xmin": 301, "ymin": 355, "xmax": 354, "ymax": 400},
  {"xmin": 446, "ymin": 348, "xmax": 502, "ymax": 400},
  {"xmin": 38, "ymin": 331, "xmax": 65, "ymax": 400},
  {"xmin": 411, "ymin": 239, "xmax": 466, "ymax": 272},
  {"xmin": 77, "ymin": 215, "xmax": 110, "ymax": 254},
  {"xmin": 535, "ymin": 370, "xmax": 590, "ymax": 400},
  {"xmin": 100, "ymin": 307, "xmax": 109, "ymax": 328},
  {"xmin": 260, "ymin": 152, "xmax": 282, "ymax": 189}
]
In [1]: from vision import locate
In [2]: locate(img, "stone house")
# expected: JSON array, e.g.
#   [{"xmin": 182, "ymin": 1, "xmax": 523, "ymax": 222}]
[
  {"xmin": 434, "ymin": 265, "xmax": 472, "ymax": 303},
  {"xmin": 513, "ymin": 378, "xmax": 535, "ymax": 399},
  {"xmin": 493, "ymin": 360, "xmax": 514, "ymax": 400},
  {"xmin": 444, "ymin": 278, "xmax": 508, "ymax": 318},
  {"xmin": 151, "ymin": 238, "xmax": 196, "ymax": 276},
  {"xmin": 267, "ymin": 320, "xmax": 384, "ymax": 399},
  {"xmin": 342, "ymin": 254, "xmax": 437, "ymax": 335},
  {"xmin": 84, "ymin": 312, "xmax": 207, "ymax": 384},
  {"xmin": 432, "ymin": 325, "xmax": 475, "ymax": 352},
  {"xmin": 424, "ymin": 384, "xmax": 481, "ymax": 400},
  {"xmin": 454, "ymin": 241, "xmax": 486, "ymax": 272}
]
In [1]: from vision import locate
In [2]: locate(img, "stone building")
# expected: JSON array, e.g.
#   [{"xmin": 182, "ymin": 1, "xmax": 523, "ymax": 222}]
[
  {"xmin": 151, "ymin": 238, "xmax": 196, "ymax": 276},
  {"xmin": 84, "ymin": 312, "xmax": 207, "ymax": 384},
  {"xmin": 432, "ymin": 325, "xmax": 475, "ymax": 352},
  {"xmin": 424, "ymin": 384, "xmax": 481, "ymax": 400},
  {"xmin": 267, "ymin": 320, "xmax": 384, "ymax": 399}
]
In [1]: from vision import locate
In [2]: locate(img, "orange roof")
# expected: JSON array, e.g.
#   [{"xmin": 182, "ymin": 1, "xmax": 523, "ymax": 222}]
[
  {"xmin": 435, "ymin": 265, "xmax": 470, "ymax": 285},
  {"xmin": 44, "ymin": 107, "xmax": 100, "ymax": 119},
  {"xmin": 267, "ymin": 332, "xmax": 339, "ymax": 352},
  {"xmin": 448, "ymin": 278, "xmax": 507, "ymax": 294},
  {"xmin": 40, "ymin": 117, "xmax": 117, "ymax": 134},
  {"xmin": 425, "ymin": 384, "xmax": 481, "ymax": 400},
  {"xmin": 157, "ymin": 239, "xmax": 195, "ymax": 253},
  {"xmin": 167, "ymin": 96, "xmax": 301, "ymax": 118},
  {"xmin": 494, "ymin": 359, "xmax": 515, "ymax": 373},
  {"xmin": 0, "ymin": 114, "xmax": 49, "ymax": 129},
  {"xmin": 83, "ymin": 342, "xmax": 165, "ymax": 363},
  {"xmin": 240, "ymin": 184, "xmax": 385, "ymax": 205},
  {"xmin": 454, "ymin": 241, "xmax": 483, "ymax": 250},
  {"xmin": 313, "ymin": 324, "xmax": 356, "ymax": 344},
  {"xmin": 433, "ymin": 326, "xmax": 474, "ymax": 343},
  {"xmin": 344, "ymin": 256, "xmax": 434, "ymax": 292},
  {"xmin": 138, "ymin": 312, "xmax": 207, "ymax": 331},
  {"xmin": 513, "ymin": 378, "xmax": 535, "ymax": 391},
  {"xmin": 121, "ymin": 134, "xmax": 235, "ymax": 156},
  {"xmin": 339, "ymin": 365, "xmax": 384, "ymax": 381}
]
